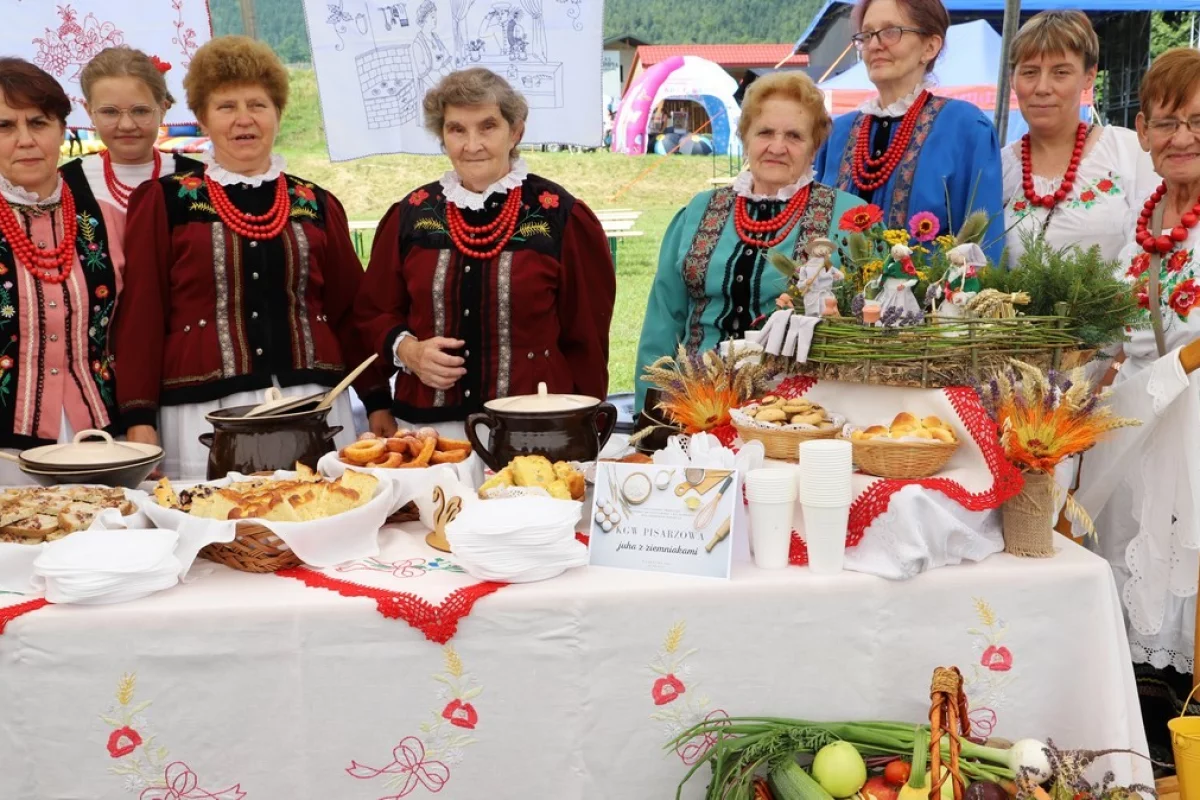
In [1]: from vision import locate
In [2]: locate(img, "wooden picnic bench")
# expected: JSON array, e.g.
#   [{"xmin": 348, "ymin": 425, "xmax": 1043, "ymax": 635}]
[{"xmin": 595, "ymin": 209, "xmax": 644, "ymax": 265}]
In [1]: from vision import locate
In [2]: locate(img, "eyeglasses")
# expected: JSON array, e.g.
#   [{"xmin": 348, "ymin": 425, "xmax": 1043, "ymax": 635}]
[
  {"xmin": 851, "ymin": 26, "xmax": 926, "ymax": 50},
  {"xmin": 92, "ymin": 106, "xmax": 158, "ymax": 126},
  {"xmin": 1145, "ymin": 116, "xmax": 1200, "ymax": 137}
]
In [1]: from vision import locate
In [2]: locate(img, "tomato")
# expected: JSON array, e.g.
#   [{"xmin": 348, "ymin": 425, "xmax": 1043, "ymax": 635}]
[
  {"xmin": 863, "ymin": 775, "xmax": 899, "ymax": 800},
  {"xmin": 884, "ymin": 760, "xmax": 912, "ymax": 786}
]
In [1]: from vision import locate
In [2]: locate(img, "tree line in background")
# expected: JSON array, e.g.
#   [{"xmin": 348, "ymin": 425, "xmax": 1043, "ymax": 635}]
[{"xmin": 209, "ymin": 1, "xmax": 1191, "ymax": 68}]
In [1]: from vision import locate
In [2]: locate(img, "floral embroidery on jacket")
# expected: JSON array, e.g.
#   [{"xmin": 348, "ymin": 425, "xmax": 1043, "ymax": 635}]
[
  {"xmin": 648, "ymin": 621, "xmax": 729, "ymax": 765},
  {"xmin": 1126, "ymin": 248, "xmax": 1199, "ymax": 323},
  {"xmin": 289, "ymin": 179, "xmax": 319, "ymax": 220},
  {"xmin": 76, "ymin": 212, "xmax": 108, "ymax": 271},
  {"xmin": 100, "ymin": 672, "xmax": 246, "ymax": 799},
  {"xmin": 346, "ymin": 645, "xmax": 481, "ymax": 796},
  {"xmin": 962, "ymin": 598, "xmax": 1015, "ymax": 741}
]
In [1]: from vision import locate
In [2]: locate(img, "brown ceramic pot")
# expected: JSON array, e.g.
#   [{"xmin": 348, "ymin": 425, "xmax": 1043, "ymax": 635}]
[
  {"xmin": 200, "ymin": 403, "xmax": 343, "ymax": 479},
  {"xmin": 465, "ymin": 382, "xmax": 617, "ymax": 472}
]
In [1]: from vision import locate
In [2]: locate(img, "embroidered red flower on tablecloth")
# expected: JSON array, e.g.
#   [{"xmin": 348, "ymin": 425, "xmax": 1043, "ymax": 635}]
[
  {"xmin": 652, "ymin": 674, "xmax": 686, "ymax": 705},
  {"xmin": 980, "ymin": 644, "xmax": 1013, "ymax": 672},
  {"xmin": 1097, "ymin": 179, "xmax": 1114, "ymax": 192},
  {"xmin": 839, "ymin": 203, "xmax": 883, "ymax": 233},
  {"xmin": 409, "ymin": 188, "xmax": 429, "ymax": 206},
  {"xmin": 538, "ymin": 191, "xmax": 559, "ymax": 209},
  {"xmin": 1169, "ymin": 250, "xmax": 1191, "ymax": 274},
  {"xmin": 441, "ymin": 699, "xmax": 478, "ymax": 729},
  {"xmin": 1080, "ymin": 190, "xmax": 1096, "ymax": 203},
  {"xmin": 1127, "ymin": 253, "xmax": 1151, "ymax": 280},
  {"xmin": 1171, "ymin": 279, "xmax": 1200, "ymax": 318},
  {"xmin": 107, "ymin": 726, "xmax": 143, "ymax": 758}
]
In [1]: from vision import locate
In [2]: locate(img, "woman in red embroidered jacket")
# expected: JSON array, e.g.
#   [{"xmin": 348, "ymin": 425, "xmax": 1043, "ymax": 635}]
[
  {"xmin": 111, "ymin": 37, "xmax": 394, "ymax": 480},
  {"xmin": 356, "ymin": 69, "xmax": 615, "ymax": 434},
  {"xmin": 0, "ymin": 59, "xmax": 127, "ymax": 483}
]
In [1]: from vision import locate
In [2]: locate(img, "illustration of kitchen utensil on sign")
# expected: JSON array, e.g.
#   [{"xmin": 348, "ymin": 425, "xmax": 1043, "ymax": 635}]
[{"xmin": 694, "ymin": 475, "xmax": 733, "ymax": 531}]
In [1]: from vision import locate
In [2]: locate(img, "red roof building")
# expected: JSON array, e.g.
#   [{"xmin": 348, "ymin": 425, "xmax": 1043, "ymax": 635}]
[{"xmin": 624, "ymin": 44, "xmax": 809, "ymax": 93}]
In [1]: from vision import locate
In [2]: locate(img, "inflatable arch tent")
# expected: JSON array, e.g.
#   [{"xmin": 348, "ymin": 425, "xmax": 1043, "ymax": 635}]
[{"xmin": 612, "ymin": 55, "xmax": 742, "ymax": 156}]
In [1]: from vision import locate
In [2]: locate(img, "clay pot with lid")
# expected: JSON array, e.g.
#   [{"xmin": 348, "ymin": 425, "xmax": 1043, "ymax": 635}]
[
  {"xmin": 200, "ymin": 393, "xmax": 341, "ymax": 479},
  {"xmin": 465, "ymin": 382, "xmax": 617, "ymax": 471},
  {"xmin": 8, "ymin": 429, "xmax": 163, "ymax": 487}
]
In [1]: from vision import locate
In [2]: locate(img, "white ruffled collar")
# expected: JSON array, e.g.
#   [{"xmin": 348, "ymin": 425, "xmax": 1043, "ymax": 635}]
[
  {"xmin": 860, "ymin": 77, "xmax": 937, "ymax": 117},
  {"xmin": 200, "ymin": 152, "xmax": 287, "ymax": 187},
  {"xmin": 0, "ymin": 171, "xmax": 62, "ymax": 207},
  {"xmin": 732, "ymin": 169, "xmax": 813, "ymax": 201},
  {"xmin": 440, "ymin": 158, "xmax": 528, "ymax": 210}
]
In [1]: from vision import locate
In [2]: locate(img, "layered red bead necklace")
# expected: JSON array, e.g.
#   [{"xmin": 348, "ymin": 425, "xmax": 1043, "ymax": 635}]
[
  {"xmin": 1136, "ymin": 182, "xmax": 1200, "ymax": 255},
  {"xmin": 851, "ymin": 90, "xmax": 930, "ymax": 191},
  {"xmin": 1021, "ymin": 122, "xmax": 1088, "ymax": 210},
  {"xmin": 205, "ymin": 173, "xmax": 291, "ymax": 240},
  {"xmin": 0, "ymin": 181, "xmax": 77, "ymax": 284},
  {"xmin": 733, "ymin": 185, "xmax": 812, "ymax": 247},
  {"xmin": 445, "ymin": 188, "xmax": 521, "ymax": 260},
  {"xmin": 102, "ymin": 148, "xmax": 162, "ymax": 209}
]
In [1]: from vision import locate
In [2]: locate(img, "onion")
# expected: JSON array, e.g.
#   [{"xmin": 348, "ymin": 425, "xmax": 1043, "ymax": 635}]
[
  {"xmin": 1008, "ymin": 739, "xmax": 1051, "ymax": 783},
  {"xmin": 812, "ymin": 741, "xmax": 868, "ymax": 797}
]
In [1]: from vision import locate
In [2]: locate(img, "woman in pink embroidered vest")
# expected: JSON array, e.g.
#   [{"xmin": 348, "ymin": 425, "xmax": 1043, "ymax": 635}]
[
  {"xmin": 356, "ymin": 68, "xmax": 615, "ymax": 436},
  {"xmin": 111, "ymin": 36, "xmax": 394, "ymax": 480},
  {"xmin": 70, "ymin": 47, "xmax": 197, "ymax": 221},
  {"xmin": 0, "ymin": 58, "xmax": 125, "ymax": 482}
]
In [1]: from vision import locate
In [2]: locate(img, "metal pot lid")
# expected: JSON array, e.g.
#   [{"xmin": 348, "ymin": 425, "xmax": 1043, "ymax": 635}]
[
  {"xmin": 21, "ymin": 429, "xmax": 163, "ymax": 467},
  {"xmin": 206, "ymin": 392, "xmax": 327, "ymax": 422},
  {"xmin": 484, "ymin": 382, "xmax": 599, "ymax": 413}
]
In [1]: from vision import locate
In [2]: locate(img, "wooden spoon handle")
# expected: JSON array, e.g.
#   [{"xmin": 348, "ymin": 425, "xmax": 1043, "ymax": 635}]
[{"xmin": 316, "ymin": 354, "xmax": 379, "ymax": 411}]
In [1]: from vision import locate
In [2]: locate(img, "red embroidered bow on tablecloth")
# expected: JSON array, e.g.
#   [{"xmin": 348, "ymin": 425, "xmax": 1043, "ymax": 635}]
[
  {"xmin": 276, "ymin": 525, "xmax": 508, "ymax": 643},
  {"xmin": 712, "ymin": 376, "xmax": 1023, "ymax": 566},
  {"xmin": 346, "ymin": 736, "xmax": 450, "ymax": 797},
  {"xmin": 139, "ymin": 762, "xmax": 245, "ymax": 800}
]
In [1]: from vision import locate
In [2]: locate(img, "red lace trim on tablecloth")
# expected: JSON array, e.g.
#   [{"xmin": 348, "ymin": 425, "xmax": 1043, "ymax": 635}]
[
  {"xmin": 0, "ymin": 598, "xmax": 49, "ymax": 635},
  {"xmin": 275, "ymin": 569, "xmax": 507, "ymax": 644},
  {"xmin": 787, "ymin": 385, "xmax": 1024, "ymax": 565}
]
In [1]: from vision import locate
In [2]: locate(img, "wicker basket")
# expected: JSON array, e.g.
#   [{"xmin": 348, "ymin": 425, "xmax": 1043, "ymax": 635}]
[
  {"xmin": 387, "ymin": 501, "xmax": 421, "ymax": 524},
  {"xmin": 734, "ymin": 421, "xmax": 839, "ymax": 460},
  {"xmin": 198, "ymin": 522, "xmax": 302, "ymax": 573},
  {"xmin": 766, "ymin": 316, "xmax": 1087, "ymax": 388},
  {"xmin": 851, "ymin": 438, "xmax": 960, "ymax": 479}
]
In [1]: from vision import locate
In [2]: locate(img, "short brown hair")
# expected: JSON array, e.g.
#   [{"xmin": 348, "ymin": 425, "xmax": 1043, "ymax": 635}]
[
  {"xmin": 852, "ymin": 0, "xmax": 949, "ymax": 72},
  {"xmin": 81, "ymin": 46, "xmax": 176, "ymax": 108},
  {"xmin": 1140, "ymin": 47, "xmax": 1200, "ymax": 119},
  {"xmin": 738, "ymin": 71, "xmax": 833, "ymax": 151},
  {"xmin": 1010, "ymin": 10, "xmax": 1099, "ymax": 72},
  {"xmin": 423, "ymin": 68, "xmax": 529, "ymax": 159},
  {"xmin": 0, "ymin": 57, "xmax": 71, "ymax": 126},
  {"xmin": 183, "ymin": 35, "xmax": 288, "ymax": 120}
]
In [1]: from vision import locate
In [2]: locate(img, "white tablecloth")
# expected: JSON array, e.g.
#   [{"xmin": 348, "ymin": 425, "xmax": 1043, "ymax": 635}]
[{"xmin": 0, "ymin": 529, "xmax": 1150, "ymax": 798}]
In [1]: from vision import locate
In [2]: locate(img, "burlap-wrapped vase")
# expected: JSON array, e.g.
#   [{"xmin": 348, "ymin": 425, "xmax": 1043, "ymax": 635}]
[{"xmin": 1001, "ymin": 470, "xmax": 1057, "ymax": 557}]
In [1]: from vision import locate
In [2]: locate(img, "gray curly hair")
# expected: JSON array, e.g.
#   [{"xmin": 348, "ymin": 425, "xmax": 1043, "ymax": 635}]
[{"xmin": 422, "ymin": 68, "xmax": 529, "ymax": 160}]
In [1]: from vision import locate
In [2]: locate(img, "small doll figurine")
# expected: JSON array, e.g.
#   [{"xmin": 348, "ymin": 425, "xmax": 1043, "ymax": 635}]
[
  {"xmin": 934, "ymin": 242, "xmax": 985, "ymax": 319},
  {"xmin": 870, "ymin": 243, "xmax": 921, "ymax": 320},
  {"xmin": 795, "ymin": 237, "xmax": 843, "ymax": 317}
]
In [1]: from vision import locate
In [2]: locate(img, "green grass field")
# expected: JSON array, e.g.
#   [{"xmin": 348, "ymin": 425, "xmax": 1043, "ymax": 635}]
[{"xmin": 274, "ymin": 68, "xmax": 728, "ymax": 393}]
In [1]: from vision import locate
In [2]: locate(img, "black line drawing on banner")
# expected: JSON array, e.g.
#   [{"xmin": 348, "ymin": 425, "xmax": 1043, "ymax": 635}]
[{"xmin": 357, "ymin": 45, "xmax": 419, "ymax": 129}]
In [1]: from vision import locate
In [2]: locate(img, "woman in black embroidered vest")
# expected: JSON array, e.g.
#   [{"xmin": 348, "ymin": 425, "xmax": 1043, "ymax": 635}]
[
  {"xmin": 356, "ymin": 68, "xmax": 616, "ymax": 436},
  {"xmin": 633, "ymin": 71, "xmax": 861, "ymax": 413},
  {"xmin": 68, "ymin": 46, "xmax": 199, "ymax": 219},
  {"xmin": 0, "ymin": 58, "xmax": 125, "ymax": 484},
  {"xmin": 111, "ymin": 36, "xmax": 394, "ymax": 480}
]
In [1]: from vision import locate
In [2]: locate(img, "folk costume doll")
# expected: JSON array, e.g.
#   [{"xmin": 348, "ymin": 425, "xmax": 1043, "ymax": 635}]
[
  {"xmin": 355, "ymin": 69, "xmax": 616, "ymax": 438},
  {"xmin": 0, "ymin": 59, "xmax": 127, "ymax": 484},
  {"xmin": 112, "ymin": 37, "xmax": 393, "ymax": 480},
  {"xmin": 813, "ymin": 0, "xmax": 1005, "ymax": 264},
  {"xmin": 870, "ymin": 243, "xmax": 922, "ymax": 319},
  {"xmin": 796, "ymin": 237, "xmax": 844, "ymax": 317},
  {"xmin": 1001, "ymin": 11, "xmax": 1158, "ymax": 267},
  {"xmin": 934, "ymin": 242, "xmax": 984, "ymax": 319},
  {"xmin": 635, "ymin": 72, "xmax": 859, "ymax": 413},
  {"xmin": 72, "ymin": 47, "xmax": 196, "ymax": 218}
]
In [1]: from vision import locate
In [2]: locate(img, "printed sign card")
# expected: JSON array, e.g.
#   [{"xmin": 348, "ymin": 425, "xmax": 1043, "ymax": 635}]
[{"xmin": 588, "ymin": 463, "xmax": 737, "ymax": 580}]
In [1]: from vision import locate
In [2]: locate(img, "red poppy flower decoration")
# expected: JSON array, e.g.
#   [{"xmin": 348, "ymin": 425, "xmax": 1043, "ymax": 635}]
[
  {"xmin": 839, "ymin": 204, "xmax": 883, "ymax": 233},
  {"xmin": 539, "ymin": 191, "xmax": 560, "ymax": 209},
  {"xmin": 106, "ymin": 726, "xmax": 143, "ymax": 758},
  {"xmin": 651, "ymin": 674, "xmax": 686, "ymax": 706}
]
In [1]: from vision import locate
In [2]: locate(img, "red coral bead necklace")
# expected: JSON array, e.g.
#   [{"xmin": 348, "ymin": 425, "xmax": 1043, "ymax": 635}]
[
  {"xmin": 205, "ymin": 172, "xmax": 291, "ymax": 240},
  {"xmin": 851, "ymin": 90, "xmax": 929, "ymax": 191},
  {"xmin": 0, "ymin": 181, "xmax": 77, "ymax": 284},
  {"xmin": 102, "ymin": 148, "xmax": 162, "ymax": 209},
  {"xmin": 1021, "ymin": 122, "xmax": 1088, "ymax": 210},
  {"xmin": 446, "ymin": 188, "xmax": 522, "ymax": 260},
  {"xmin": 733, "ymin": 185, "xmax": 812, "ymax": 247},
  {"xmin": 1136, "ymin": 182, "xmax": 1200, "ymax": 255}
]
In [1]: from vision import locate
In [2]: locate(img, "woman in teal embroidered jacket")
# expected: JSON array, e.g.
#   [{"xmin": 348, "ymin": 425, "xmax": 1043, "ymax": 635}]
[{"xmin": 634, "ymin": 71, "xmax": 860, "ymax": 413}]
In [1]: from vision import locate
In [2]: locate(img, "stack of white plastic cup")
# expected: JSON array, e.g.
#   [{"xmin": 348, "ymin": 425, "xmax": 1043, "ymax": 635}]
[
  {"xmin": 797, "ymin": 440, "xmax": 853, "ymax": 575},
  {"xmin": 745, "ymin": 468, "xmax": 798, "ymax": 569}
]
